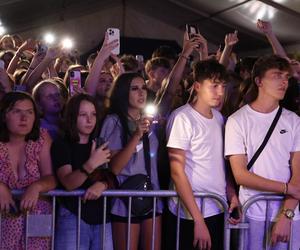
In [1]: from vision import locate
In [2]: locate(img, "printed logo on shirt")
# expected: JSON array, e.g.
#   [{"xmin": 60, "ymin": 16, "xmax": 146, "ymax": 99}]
[{"xmin": 280, "ymin": 129, "xmax": 287, "ymax": 134}]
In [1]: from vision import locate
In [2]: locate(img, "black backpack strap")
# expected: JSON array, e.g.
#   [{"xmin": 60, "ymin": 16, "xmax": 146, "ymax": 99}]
[
  {"xmin": 247, "ymin": 106, "xmax": 282, "ymax": 170},
  {"xmin": 142, "ymin": 133, "xmax": 151, "ymax": 177}
]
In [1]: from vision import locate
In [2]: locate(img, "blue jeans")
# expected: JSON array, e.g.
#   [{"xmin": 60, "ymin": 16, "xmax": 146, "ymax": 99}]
[{"xmin": 55, "ymin": 206, "xmax": 113, "ymax": 250}]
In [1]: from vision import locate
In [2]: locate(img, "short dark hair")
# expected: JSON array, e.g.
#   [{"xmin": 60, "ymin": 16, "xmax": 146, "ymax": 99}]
[
  {"xmin": 152, "ymin": 45, "xmax": 177, "ymax": 61},
  {"xmin": 193, "ymin": 59, "xmax": 228, "ymax": 83},
  {"xmin": 247, "ymin": 55, "xmax": 292, "ymax": 103},
  {"xmin": 0, "ymin": 91, "xmax": 40, "ymax": 142},
  {"xmin": 63, "ymin": 93, "xmax": 100, "ymax": 143},
  {"xmin": 145, "ymin": 57, "xmax": 170, "ymax": 74},
  {"xmin": 120, "ymin": 54, "xmax": 139, "ymax": 72}
]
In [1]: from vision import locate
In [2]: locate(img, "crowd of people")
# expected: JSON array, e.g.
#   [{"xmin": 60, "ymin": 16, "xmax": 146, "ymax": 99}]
[{"xmin": 0, "ymin": 18, "xmax": 299, "ymax": 250}]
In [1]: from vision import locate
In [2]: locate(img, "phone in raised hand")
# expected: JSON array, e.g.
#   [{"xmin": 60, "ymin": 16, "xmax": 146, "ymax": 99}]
[
  {"xmin": 186, "ymin": 24, "xmax": 199, "ymax": 40},
  {"xmin": 107, "ymin": 28, "xmax": 120, "ymax": 55},
  {"xmin": 69, "ymin": 70, "xmax": 81, "ymax": 96}
]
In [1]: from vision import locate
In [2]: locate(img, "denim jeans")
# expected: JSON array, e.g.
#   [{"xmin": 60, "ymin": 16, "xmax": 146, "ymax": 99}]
[{"xmin": 55, "ymin": 206, "xmax": 113, "ymax": 250}]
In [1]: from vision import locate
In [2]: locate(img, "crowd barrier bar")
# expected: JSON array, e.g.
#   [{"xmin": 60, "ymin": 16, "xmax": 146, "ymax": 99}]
[
  {"xmin": 0, "ymin": 190, "xmax": 230, "ymax": 250},
  {"xmin": 237, "ymin": 193, "xmax": 294, "ymax": 250}
]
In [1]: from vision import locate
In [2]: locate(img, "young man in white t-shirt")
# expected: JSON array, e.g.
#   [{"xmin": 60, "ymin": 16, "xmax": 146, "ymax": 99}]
[
  {"xmin": 166, "ymin": 59, "xmax": 240, "ymax": 250},
  {"xmin": 225, "ymin": 55, "xmax": 300, "ymax": 250}
]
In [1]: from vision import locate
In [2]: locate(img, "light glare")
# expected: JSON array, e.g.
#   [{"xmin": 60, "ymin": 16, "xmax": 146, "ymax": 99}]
[
  {"xmin": 144, "ymin": 104, "xmax": 157, "ymax": 117},
  {"xmin": 0, "ymin": 26, "xmax": 5, "ymax": 36},
  {"xmin": 44, "ymin": 33, "xmax": 55, "ymax": 44},
  {"xmin": 62, "ymin": 38, "xmax": 73, "ymax": 49}
]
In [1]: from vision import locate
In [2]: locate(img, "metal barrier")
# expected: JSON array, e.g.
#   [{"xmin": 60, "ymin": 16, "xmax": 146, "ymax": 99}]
[
  {"xmin": 0, "ymin": 189, "xmax": 230, "ymax": 250},
  {"xmin": 237, "ymin": 193, "xmax": 295, "ymax": 250}
]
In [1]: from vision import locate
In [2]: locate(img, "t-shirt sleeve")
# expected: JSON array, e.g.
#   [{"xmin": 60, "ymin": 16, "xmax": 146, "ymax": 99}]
[
  {"xmin": 166, "ymin": 112, "xmax": 191, "ymax": 150},
  {"xmin": 292, "ymin": 115, "xmax": 300, "ymax": 152},
  {"xmin": 100, "ymin": 115, "xmax": 123, "ymax": 151},
  {"xmin": 225, "ymin": 116, "xmax": 246, "ymax": 157},
  {"xmin": 50, "ymin": 139, "xmax": 71, "ymax": 171}
]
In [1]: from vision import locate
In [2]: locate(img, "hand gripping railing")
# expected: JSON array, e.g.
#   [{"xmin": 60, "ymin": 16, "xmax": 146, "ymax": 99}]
[
  {"xmin": 0, "ymin": 190, "xmax": 230, "ymax": 250},
  {"xmin": 237, "ymin": 193, "xmax": 295, "ymax": 250}
]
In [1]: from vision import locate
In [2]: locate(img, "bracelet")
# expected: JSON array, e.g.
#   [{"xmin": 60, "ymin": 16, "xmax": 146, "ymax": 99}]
[
  {"xmin": 180, "ymin": 54, "xmax": 189, "ymax": 60},
  {"xmin": 283, "ymin": 183, "xmax": 288, "ymax": 195},
  {"xmin": 79, "ymin": 165, "xmax": 90, "ymax": 177}
]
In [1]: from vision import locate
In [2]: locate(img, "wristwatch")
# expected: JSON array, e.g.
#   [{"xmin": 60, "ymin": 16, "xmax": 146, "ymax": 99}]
[{"xmin": 282, "ymin": 208, "xmax": 295, "ymax": 219}]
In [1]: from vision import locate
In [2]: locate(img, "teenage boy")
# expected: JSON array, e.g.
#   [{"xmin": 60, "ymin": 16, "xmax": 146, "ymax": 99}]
[
  {"xmin": 166, "ymin": 59, "xmax": 240, "ymax": 250},
  {"xmin": 225, "ymin": 55, "xmax": 300, "ymax": 250}
]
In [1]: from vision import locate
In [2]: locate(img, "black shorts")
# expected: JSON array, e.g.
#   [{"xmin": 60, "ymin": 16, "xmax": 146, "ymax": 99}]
[{"xmin": 111, "ymin": 212, "xmax": 162, "ymax": 224}]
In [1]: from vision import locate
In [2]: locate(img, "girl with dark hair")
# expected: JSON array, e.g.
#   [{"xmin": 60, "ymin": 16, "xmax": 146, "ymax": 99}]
[
  {"xmin": 51, "ymin": 93, "xmax": 113, "ymax": 250},
  {"xmin": 100, "ymin": 73, "xmax": 163, "ymax": 250},
  {"xmin": 0, "ymin": 91, "xmax": 56, "ymax": 249}
]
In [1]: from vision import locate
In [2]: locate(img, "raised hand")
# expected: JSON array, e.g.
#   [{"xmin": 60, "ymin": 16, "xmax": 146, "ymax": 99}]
[
  {"xmin": 18, "ymin": 39, "xmax": 36, "ymax": 53},
  {"xmin": 257, "ymin": 19, "xmax": 272, "ymax": 34},
  {"xmin": 98, "ymin": 32, "xmax": 119, "ymax": 61},
  {"xmin": 224, "ymin": 30, "xmax": 239, "ymax": 47}
]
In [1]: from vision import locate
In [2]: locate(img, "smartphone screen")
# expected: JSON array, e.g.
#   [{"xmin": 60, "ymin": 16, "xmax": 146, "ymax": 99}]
[
  {"xmin": 69, "ymin": 70, "xmax": 81, "ymax": 95},
  {"xmin": 107, "ymin": 28, "xmax": 120, "ymax": 55},
  {"xmin": 186, "ymin": 24, "xmax": 199, "ymax": 40}
]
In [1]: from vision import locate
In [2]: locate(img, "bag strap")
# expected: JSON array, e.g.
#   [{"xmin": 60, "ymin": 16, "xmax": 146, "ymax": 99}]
[
  {"xmin": 142, "ymin": 133, "xmax": 151, "ymax": 177},
  {"xmin": 247, "ymin": 106, "xmax": 282, "ymax": 170}
]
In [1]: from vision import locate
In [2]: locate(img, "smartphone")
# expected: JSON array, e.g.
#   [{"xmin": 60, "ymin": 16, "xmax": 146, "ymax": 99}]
[
  {"xmin": 107, "ymin": 28, "xmax": 120, "ymax": 55},
  {"xmin": 230, "ymin": 207, "xmax": 240, "ymax": 220},
  {"xmin": 0, "ymin": 59, "xmax": 4, "ymax": 69},
  {"xmin": 69, "ymin": 70, "xmax": 81, "ymax": 95},
  {"xmin": 186, "ymin": 24, "xmax": 199, "ymax": 40}
]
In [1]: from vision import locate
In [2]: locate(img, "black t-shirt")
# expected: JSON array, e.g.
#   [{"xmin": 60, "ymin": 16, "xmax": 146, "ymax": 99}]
[{"xmin": 51, "ymin": 138, "xmax": 110, "ymax": 225}]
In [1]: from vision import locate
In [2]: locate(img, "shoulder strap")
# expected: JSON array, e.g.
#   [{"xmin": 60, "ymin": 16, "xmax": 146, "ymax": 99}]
[
  {"xmin": 247, "ymin": 106, "xmax": 282, "ymax": 170},
  {"xmin": 142, "ymin": 133, "xmax": 151, "ymax": 177}
]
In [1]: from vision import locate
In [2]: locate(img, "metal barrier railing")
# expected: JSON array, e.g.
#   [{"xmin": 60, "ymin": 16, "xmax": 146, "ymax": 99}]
[
  {"xmin": 0, "ymin": 189, "xmax": 230, "ymax": 250},
  {"xmin": 237, "ymin": 193, "xmax": 294, "ymax": 250}
]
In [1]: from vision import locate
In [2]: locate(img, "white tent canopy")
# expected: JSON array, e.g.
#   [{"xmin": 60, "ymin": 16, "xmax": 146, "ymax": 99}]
[{"xmin": 1, "ymin": 0, "xmax": 300, "ymax": 56}]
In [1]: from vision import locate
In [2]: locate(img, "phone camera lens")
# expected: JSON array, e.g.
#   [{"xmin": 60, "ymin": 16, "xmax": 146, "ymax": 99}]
[{"xmin": 70, "ymin": 71, "xmax": 74, "ymax": 77}]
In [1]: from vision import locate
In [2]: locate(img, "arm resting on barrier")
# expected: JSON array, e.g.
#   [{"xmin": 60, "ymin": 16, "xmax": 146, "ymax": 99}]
[
  {"xmin": 228, "ymin": 154, "xmax": 300, "ymax": 199},
  {"xmin": 271, "ymin": 151, "xmax": 300, "ymax": 246},
  {"xmin": 168, "ymin": 147, "xmax": 211, "ymax": 250}
]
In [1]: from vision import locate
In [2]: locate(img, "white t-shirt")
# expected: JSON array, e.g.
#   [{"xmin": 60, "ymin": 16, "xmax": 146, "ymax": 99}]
[
  {"xmin": 225, "ymin": 105, "xmax": 300, "ymax": 221},
  {"xmin": 166, "ymin": 104, "xmax": 227, "ymax": 219}
]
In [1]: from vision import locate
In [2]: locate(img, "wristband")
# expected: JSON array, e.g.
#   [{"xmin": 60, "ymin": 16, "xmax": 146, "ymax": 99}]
[{"xmin": 79, "ymin": 165, "xmax": 90, "ymax": 177}]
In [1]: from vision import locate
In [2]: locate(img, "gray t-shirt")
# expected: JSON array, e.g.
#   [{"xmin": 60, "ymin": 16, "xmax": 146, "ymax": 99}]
[{"xmin": 100, "ymin": 114, "xmax": 163, "ymax": 216}]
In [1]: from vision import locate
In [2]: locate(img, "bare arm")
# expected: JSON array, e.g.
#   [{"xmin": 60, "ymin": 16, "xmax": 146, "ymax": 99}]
[
  {"xmin": 155, "ymin": 32, "xmax": 202, "ymax": 115},
  {"xmin": 257, "ymin": 19, "xmax": 288, "ymax": 59},
  {"xmin": 219, "ymin": 30, "xmax": 239, "ymax": 67},
  {"xmin": 56, "ymin": 142, "xmax": 110, "ymax": 191},
  {"xmin": 168, "ymin": 147, "xmax": 211, "ymax": 249},
  {"xmin": 23, "ymin": 47, "xmax": 60, "ymax": 93},
  {"xmin": 85, "ymin": 33, "xmax": 119, "ymax": 96},
  {"xmin": 109, "ymin": 118, "xmax": 150, "ymax": 175},
  {"xmin": 271, "ymin": 151, "xmax": 300, "ymax": 245},
  {"xmin": 7, "ymin": 39, "xmax": 36, "ymax": 75},
  {"xmin": 228, "ymin": 154, "xmax": 300, "ymax": 198}
]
